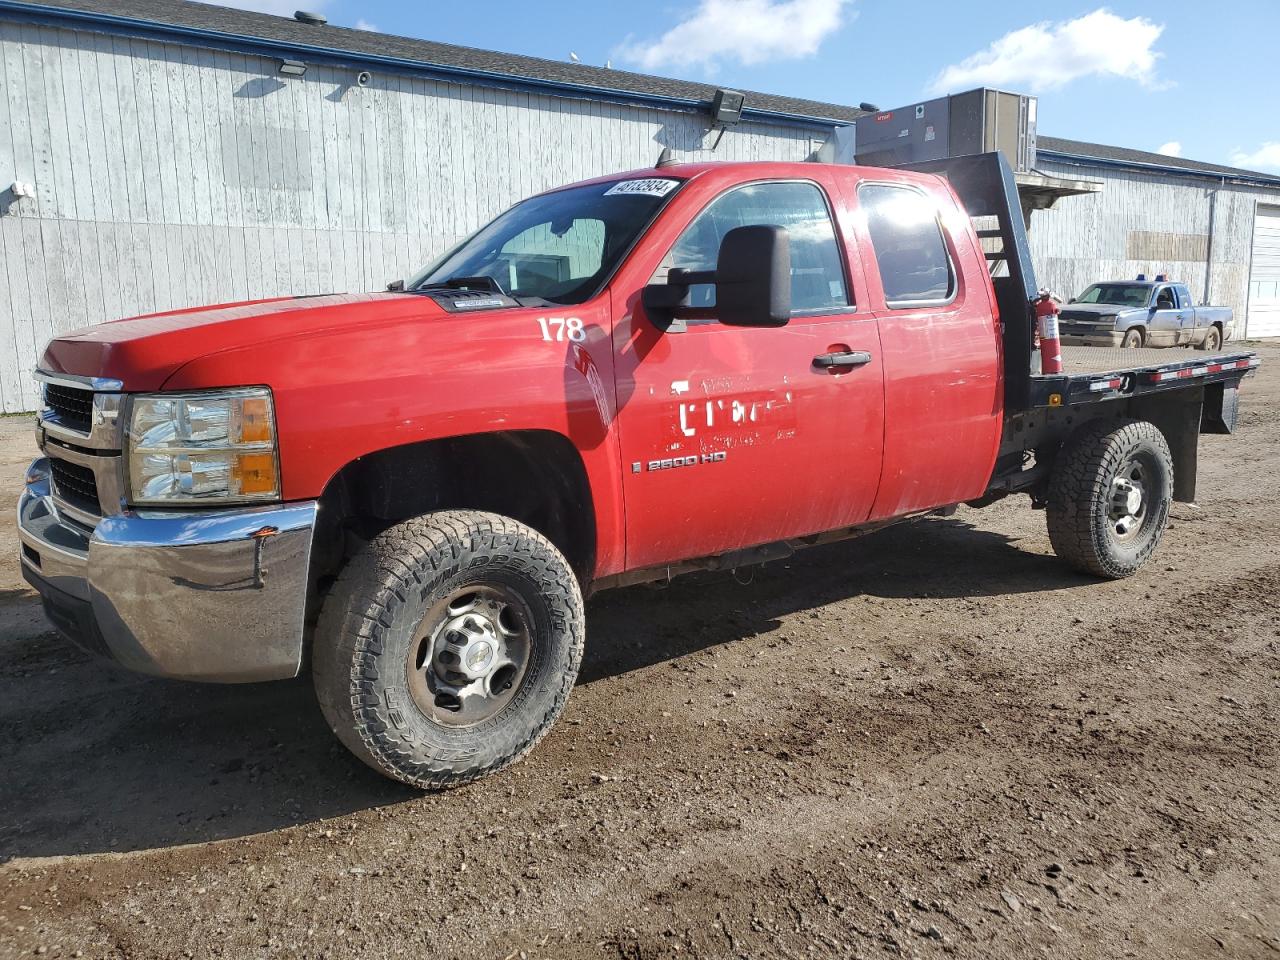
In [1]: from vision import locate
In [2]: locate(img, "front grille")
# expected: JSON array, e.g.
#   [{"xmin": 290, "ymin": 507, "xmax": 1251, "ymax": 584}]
[
  {"xmin": 50, "ymin": 458, "xmax": 101, "ymax": 516},
  {"xmin": 44, "ymin": 384, "xmax": 94, "ymax": 432}
]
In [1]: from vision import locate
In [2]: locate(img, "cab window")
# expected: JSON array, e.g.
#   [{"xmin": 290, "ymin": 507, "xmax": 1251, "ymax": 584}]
[
  {"xmin": 858, "ymin": 183, "xmax": 955, "ymax": 307},
  {"xmin": 653, "ymin": 181, "xmax": 850, "ymax": 314},
  {"xmin": 1155, "ymin": 286, "xmax": 1177, "ymax": 309}
]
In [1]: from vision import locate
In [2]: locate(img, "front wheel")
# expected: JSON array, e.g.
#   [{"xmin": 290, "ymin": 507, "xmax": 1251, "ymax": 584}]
[
  {"xmin": 313, "ymin": 510, "xmax": 585, "ymax": 789},
  {"xmin": 1046, "ymin": 419, "xmax": 1173, "ymax": 578},
  {"xmin": 1121, "ymin": 328, "xmax": 1145, "ymax": 349}
]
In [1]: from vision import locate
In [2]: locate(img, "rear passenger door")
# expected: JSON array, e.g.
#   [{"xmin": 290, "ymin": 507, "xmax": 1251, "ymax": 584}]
[
  {"xmin": 1174, "ymin": 284, "xmax": 1197, "ymax": 342},
  {"xmin": 849, "ymin": 179, "xmax": 1003, "ymax": 518}
]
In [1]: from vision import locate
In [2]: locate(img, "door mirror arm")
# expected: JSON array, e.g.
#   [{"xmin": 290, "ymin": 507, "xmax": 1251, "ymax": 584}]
[{"xmin": 640, "ymin": 269, "xmax": 715, "ymax": 334}]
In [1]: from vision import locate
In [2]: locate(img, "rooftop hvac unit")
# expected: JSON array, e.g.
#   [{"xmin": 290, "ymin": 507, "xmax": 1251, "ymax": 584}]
[{"xmin": 853, "ymin": 88, "xmax": 1037, "ymax": 173}]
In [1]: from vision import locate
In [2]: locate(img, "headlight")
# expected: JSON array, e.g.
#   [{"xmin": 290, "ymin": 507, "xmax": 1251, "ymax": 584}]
[{"xmin": 126, "ymin": 388, "xmax": 280, "ymax": 504}]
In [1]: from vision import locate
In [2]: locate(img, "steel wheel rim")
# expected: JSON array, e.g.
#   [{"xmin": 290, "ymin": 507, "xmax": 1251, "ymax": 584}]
[
  {"xmin": 1107, "ymin": 455, "xmax": 1154, "ymax": 542},
  {"xmin": 406, "ymin": 583, "xmax": 534, "ymax": 727}
]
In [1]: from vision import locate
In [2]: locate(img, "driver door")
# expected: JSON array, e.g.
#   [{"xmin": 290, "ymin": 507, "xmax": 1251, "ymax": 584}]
[
  {"xmin": 1151, "ymin": 285, "xmax": 1180, "ymax": 345},
  {"xmin": 611, "ymin": 177, "xmax": 885, "ymax": 572}
]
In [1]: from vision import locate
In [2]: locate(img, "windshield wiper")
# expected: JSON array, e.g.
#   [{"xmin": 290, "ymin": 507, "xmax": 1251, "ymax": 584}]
[{"xmin": 412, "ymin": 275, "xmax": 509, "ymax": 296}]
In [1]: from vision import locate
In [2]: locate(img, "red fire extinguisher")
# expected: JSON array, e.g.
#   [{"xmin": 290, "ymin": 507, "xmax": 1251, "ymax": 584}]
[{"xmin": 1035, "ymin": 290, "xmax": 1063, "ymax": 375}]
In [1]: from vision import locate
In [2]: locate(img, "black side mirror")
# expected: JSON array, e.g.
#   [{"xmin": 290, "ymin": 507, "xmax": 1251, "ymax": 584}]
[
  {"xmin": 386, "ymin": 278, "xmax": 405, "ymax": 292},
  {"xmin": 715, "ymin": 225, "xmax": 791, "ymax": 328},
  {"xmin": 640, "ymin": 224, "xmax": 792, "ymax": 333}
]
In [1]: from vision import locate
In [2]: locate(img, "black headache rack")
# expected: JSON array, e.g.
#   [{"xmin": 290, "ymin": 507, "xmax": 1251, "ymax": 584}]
[
  {"xmin": 896, "ymin": 152, "xmax": 1039, "ymax": 412},
  {"xmin": 895, "ymin": 152, "xmax": 1260, "ymax": 417}
]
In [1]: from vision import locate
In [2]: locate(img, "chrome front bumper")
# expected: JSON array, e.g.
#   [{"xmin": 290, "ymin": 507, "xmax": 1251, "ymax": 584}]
[
  {"xmin": 19, "ymin": 458, "xmax": 318, "ymax": 682},
  {"xmin": 1059, "ymin": 330, "xmax": 1125, "ymax": 347}
]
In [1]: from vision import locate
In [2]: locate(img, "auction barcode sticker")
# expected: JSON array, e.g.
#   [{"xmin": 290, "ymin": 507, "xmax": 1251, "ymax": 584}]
[{"xmin": 604, "ymin": 178, "xmax": 680, "ymax": 198}]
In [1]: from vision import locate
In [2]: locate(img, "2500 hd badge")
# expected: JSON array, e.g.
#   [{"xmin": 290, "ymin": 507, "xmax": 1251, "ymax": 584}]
[{"xmin": 638, "ymin": 451, "xmax": 728, "ymax": 472}]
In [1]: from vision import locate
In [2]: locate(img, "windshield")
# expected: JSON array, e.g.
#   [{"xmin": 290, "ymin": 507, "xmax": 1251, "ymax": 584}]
[
  {"xmin": 1074, "ymin": 283, "xmax": 1152, "ymax": 307},
  {"xmin": 408, "ymin": 178, "xmax": 682, "ymax": 305}
]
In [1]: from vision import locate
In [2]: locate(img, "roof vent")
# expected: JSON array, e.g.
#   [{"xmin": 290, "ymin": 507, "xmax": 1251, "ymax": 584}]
[{"xmin": 294, "ymin": 10, "xmax": 327, "ymax": 24}]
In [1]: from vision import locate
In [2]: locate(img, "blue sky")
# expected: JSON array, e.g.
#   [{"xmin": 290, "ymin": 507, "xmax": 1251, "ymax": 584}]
[{"xmin": 221, "ymin": 0, "xmax": 1280, "ymax": 172}]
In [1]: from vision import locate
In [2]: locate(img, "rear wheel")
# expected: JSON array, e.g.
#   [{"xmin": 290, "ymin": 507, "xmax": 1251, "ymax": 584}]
[
  {"xmin": 313, "ymin": 510, "xmax": 585, "ymax": 789},
  {"xmin": 1121, "ymin": 328, "xmax": 1145, "ymax": 349},
  {"xmin": 1197, "ymin": 324, "xmax": 1222, "ymax": 352},
  {"xmin": 1046, "ymin": 419, "xmax": 1173, "ymax": 578}
]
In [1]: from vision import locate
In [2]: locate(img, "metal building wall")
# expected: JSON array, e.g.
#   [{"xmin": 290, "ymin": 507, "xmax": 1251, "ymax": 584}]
[
  {"xmin": 1029, "ymin": 157, "xmax": 1280, "ymax": 331},
  {"xmin": 0, "ymin": 21, "xmax": 828, "ymax": 412}
]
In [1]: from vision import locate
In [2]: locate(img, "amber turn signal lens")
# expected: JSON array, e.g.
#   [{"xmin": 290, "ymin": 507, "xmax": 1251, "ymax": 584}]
[
  {"xmin": 233, "ymin": 452, "xmax": 278, "ymax": 496},
  {"xmin": 239, "ymin": 396, "xmax": 273, "ymax": 444}
]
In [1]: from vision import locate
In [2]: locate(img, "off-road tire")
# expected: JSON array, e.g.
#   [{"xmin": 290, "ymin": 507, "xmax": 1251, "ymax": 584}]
[
  {"xmin": 313, "ymin": 510, "xmax": 585, "ymax": 790},
  {"xmin": 1121, "ymin": 328, "xmax": 1144, "ymax": 349},
  {"xmin": 1196, "ymin": 324, "xmax": 1223, "ymax": 352},
  {"xmin": 1046, "ymin": 418, "xmax": 1173, "ymax": 579}
]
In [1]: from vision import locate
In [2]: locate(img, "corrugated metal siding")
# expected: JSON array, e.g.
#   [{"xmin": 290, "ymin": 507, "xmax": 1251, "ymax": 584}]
[
  {"xmin": 0, "ymin": 22, "xmax": 826, "ymax": 412},
  {"xmin": 1030, "ymin": 158, "xmax": 1280, "ymax": 339}
]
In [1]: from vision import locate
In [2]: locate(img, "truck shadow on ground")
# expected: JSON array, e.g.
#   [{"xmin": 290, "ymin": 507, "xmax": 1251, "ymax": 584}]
[
  {"xmin": 0, "ymin": 515, "xmax": 1088, "ymax": 861},
  {"xmin": 581, "ymin": 516, "xmax": 1092, "ymax": 683}
]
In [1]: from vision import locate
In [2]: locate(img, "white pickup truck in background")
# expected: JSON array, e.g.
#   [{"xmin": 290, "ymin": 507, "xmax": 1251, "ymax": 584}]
[{"xmin": 1058, "ymin": 276, "xmax": 1235, "ymax": 350}]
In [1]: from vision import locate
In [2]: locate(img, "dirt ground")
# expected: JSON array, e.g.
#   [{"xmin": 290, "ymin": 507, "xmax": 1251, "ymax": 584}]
[{"xmin": 1, "ymin": 347, "xmax": 1278, "ymax": 960}]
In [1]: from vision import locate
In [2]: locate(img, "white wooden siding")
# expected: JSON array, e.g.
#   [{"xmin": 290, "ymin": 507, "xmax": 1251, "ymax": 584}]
[
  {"xmin": 5, "ymin": 19, "xmax": 1280, "ymax": 413},
  {"xmin": 0, "ymin": 21, "xmax": 821, "ymax": 411}
]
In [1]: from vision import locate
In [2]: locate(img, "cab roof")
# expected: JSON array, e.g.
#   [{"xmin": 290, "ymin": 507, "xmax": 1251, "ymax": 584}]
[{"xmin": 546, "ymin": 160, "xmax": 941, "ymax": 195}]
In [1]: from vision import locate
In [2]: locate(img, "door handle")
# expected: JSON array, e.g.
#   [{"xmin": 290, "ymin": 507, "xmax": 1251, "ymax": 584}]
[{"xmin": 813, "ymin": 350, "xmax": 872, "ymax": 369}]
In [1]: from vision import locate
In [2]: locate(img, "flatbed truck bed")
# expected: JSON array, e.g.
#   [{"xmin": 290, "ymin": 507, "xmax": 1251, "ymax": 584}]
[{"xmin": 1057, "ymin": 345, "xmax": 1248, "ymax": 375}]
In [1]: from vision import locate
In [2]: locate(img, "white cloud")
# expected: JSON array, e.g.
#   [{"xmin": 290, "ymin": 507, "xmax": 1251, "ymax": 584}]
[
  {"xmin": 929, "ymin": 9, "xmax": 1165, "ymax": 94},
  {"xmin": 1156, "ymin": 141, "xmax": 1182, "ymax": 157},
  {"xmin": 354, "ymin": 18, "xmax": 379, "ymax": 31},
  {"xmin": 202, "ymin": 0, "xmax": 329, "ymax": 15},
  {"xmin": 617, "ymin": 0, "xmax": 852, "ymax": 71},
  {"xmin": 1229, "ymin": 142, "xmax": 1280, "ymax": 171}
]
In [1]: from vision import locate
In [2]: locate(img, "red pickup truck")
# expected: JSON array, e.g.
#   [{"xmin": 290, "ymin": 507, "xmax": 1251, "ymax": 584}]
[{"xmin": 20, "ymin": 153, "xmax": 1257, "ymax": 790}]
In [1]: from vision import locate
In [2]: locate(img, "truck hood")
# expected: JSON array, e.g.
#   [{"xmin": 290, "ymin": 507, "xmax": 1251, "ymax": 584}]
[
  {"xmin": 1059, "ymin": 303, "xmax": 1138, "ymax": 322},
  {"xmin": 40, "ymin": 293, "xmax": 451, "ymax": 390}
]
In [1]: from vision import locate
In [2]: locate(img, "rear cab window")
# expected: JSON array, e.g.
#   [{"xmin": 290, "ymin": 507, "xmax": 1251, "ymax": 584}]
[
  {"xmin": 651, "ymin": 180, "xmax": 851, "ymax": 319},
  {"xmin": 858, "ymin": 183, "xmax": 956, "ymax": 308}
]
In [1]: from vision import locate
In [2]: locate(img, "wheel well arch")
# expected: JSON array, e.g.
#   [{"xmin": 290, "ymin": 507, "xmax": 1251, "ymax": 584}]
[{"xmin": 312, "ymin": 430, "xmax": 597, "ymax": 586}]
